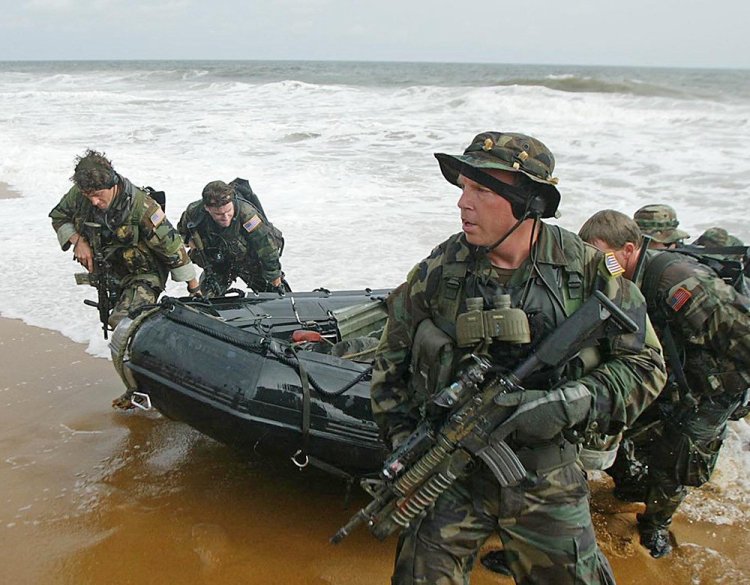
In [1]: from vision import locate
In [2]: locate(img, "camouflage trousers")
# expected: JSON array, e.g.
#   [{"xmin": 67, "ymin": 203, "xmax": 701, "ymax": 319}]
[
  {"xmin": 610, "ymin": 392, "xmax": 741, "ymax": 530},
  {"xmin": 108, "ymin": 281, "xmax": 159, "ymax": 329},
  {"xmin": 391, "ymin": 462, "xmax": 615, "ymax": 585}
]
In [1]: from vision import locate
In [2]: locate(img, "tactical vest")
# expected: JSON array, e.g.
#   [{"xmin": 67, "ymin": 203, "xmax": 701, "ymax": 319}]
[
  {"xmin": 412, "ymin": 228, "xmax": 613, "ymax": 470},
  {"xmin": 78, "ymin": 182, "xmax": 167, "ymax": 288},
  {"xmin": 433, "ymin": 227, "xmax": 589, "ymax": 368},
  {"xmin": 408, "ymin": 227, "xmax": 601, "ymax": 405}
]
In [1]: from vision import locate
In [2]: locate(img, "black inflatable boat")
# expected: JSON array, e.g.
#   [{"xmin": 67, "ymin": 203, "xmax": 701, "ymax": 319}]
[{"xmin": 110, "ymin": 288, "xmax": 391, "ymax": 476}]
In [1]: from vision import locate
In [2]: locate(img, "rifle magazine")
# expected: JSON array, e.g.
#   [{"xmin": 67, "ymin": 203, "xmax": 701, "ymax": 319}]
[{"xmin": 475, "ymin": 440, "xmax": 526, "ymax": 487}]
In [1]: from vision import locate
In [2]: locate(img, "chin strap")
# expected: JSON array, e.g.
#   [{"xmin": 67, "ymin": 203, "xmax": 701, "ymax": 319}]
[{"xmin": 478, "ymin": 213, "xmax": 529, "ymax": 255}]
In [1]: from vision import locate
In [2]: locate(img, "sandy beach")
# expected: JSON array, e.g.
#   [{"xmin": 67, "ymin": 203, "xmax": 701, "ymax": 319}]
[{"xmin": 0, "ymin": 313, "xmax": 747, "ymax": 584}]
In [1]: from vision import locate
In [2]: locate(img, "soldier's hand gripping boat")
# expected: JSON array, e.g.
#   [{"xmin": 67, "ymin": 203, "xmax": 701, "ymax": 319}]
[{"xmin": 109, "ymin": 289, "xmax": 390, "ymax": 476}]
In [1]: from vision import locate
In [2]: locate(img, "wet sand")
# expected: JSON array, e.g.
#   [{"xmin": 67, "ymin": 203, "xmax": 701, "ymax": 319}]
[{"xmin": 0, "ymin": 317, "xmax": 747, "ymax": 584}]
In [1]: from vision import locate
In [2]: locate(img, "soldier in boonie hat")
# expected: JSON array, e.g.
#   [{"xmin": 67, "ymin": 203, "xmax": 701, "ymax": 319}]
[
  {"xmin": 633, "ymin": 204, "xmax": 689, "ymax": 248},
  {"xmin": 371, "ymin": 130, "xmax": 662, "ymax": 583},
  {"xmin": 435, "ymin": 131, "xmax": 561, "ymax": 220},
  {"xmin": 694, "ymin": 227, "xmax": 744, "ymax": 248}
]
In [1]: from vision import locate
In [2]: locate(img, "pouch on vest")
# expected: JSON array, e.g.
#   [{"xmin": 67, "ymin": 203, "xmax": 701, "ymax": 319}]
[
  {"xmin": 409, "ymin": 319, "xmax": 455, "ymax": 415},
  {"xmin": 669, "ymin": 432, "xmax": 722, "ymax": 487},
  {"xmin": 569, "ymin": 342, "xmax": 612, "ymax": 470}
]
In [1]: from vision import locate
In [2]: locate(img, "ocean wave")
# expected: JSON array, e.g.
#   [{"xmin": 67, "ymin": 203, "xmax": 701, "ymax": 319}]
[
  {"xmin": 495, "ymin": 75, "xmax": 686, "ymax": 98},
  {"xmin": 280, "ymin": 132, "xmax": 322, "ymax": 143}
]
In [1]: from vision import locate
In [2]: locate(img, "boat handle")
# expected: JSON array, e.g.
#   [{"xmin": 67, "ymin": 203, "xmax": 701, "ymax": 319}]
[{"xmin": 291, "ymin": 449, "xmax": 309, "ymax": 469}]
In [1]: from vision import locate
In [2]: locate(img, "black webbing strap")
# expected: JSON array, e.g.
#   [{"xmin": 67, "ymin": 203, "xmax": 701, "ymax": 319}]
[
  {"xmin": 641, "ymin": 252, "xmax": 695, "ymax": 401},
  {"xmin": 290, "ymin": 348, "xmax": 356, "ymax": 487}
]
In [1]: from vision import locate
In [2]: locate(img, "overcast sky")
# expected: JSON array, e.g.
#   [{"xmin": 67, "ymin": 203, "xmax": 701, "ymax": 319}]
[{"xmin": 1, "ymin": 0, "xmax": 748, "ymax": 69}]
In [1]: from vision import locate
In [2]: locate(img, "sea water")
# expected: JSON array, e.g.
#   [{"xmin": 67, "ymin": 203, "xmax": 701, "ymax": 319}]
[{"xmin": 0, "ymin": 60, "xmax": 748, "ymax": 523}]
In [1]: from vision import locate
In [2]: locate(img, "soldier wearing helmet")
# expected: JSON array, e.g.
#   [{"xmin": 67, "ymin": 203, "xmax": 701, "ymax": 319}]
[
  {"xmin": 633, "ymin": 204, "xmax": 689, "ymax": 249},
  {"xmin": 371, "ymin": 132, "xmax": 665, "ymax": 584}
]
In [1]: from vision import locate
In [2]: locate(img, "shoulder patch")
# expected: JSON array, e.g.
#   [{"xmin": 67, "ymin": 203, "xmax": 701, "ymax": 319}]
[
  {"xmin": 667, "ymin": 286, "xmax": 692, "ymax": 312},
  {"xmin": 149, "ymin": 207, "xmax": 166, "ymax": 227},
  {"xmin": 604, "ymin": 252, "xmax": 625, "ymax": 277},
  {"xmin": 243, "ymin": 214, "xmax": 262, "ymax": 233}
]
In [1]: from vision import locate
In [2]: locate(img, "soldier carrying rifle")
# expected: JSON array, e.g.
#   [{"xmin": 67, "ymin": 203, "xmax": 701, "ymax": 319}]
[
  {"xmin": 49, "ymin": 150, "xmax": 200, "ymax": 404},
  {"xmin": 368, "ymin": 132, "xmax": 666, "ymax": 584}
]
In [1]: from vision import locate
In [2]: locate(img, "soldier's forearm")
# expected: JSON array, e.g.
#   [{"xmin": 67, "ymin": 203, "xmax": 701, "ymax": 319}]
[
  {"xmin": 170, "ymin": 262, "xmax": 197, "ymax": 283},
  {"xmin": 55, "ymin": 223, "xmax": 78, "ymax": 250}
]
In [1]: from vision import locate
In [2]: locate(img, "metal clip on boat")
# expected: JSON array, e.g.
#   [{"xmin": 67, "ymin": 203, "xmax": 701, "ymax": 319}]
[{"xmin": 130, "ymin": 391, "xmax": 152, "ymax": 410}]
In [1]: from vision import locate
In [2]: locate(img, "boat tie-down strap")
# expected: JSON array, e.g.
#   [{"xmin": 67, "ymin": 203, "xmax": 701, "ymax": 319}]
[{"xmin": 289, "ymin": 347, "xmax": 357, "ymax": 489}]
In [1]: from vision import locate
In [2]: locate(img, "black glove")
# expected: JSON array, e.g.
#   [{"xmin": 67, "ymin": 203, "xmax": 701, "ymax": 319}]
[{"xmin": 491, "ymin": 383, "xmax": 592, "ymax": 442}]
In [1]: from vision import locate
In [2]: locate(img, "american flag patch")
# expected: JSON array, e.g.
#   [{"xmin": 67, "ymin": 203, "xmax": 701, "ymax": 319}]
[
  {"xmin": 150, "ymin": 207, "xmax": 165, "ymax": 227},
  {"xmin": 243, "ymin": 214, "xmax": 262, "ymax": 233},
  {"xmin": 604, "ymin": 252, "xmax": 624, "ymax": 276},
  {"xmin": 668, "ymin": 287, "xmax": 692, "ymax": 312}
]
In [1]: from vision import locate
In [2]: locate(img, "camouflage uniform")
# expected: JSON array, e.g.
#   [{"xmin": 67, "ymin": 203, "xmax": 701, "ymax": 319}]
[
  {"xmin": 372, "ymin": 132, "xmax": 665, "ymax": 584},
  {"xmin": 50, "ymin": 177, "xmax": 195, "ymax": 327},
  {"xmin": 177, "ymin": 198, "xmax": 282, "ymax": 294},
  {"xmin": 608, "ymin": 250, "xmax": 750, "ymax": 555},
  {"xmin": 633, "ymin": 204, "xmax": 689, "ymax": 246}
]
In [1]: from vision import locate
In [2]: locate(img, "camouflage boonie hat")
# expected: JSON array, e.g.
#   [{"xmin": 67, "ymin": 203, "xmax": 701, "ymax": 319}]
[
  {"xmin": 694, "ymin": 227, "xmax": 744, "ymax": 248},
  {"xmin": 633, "ymin": 204, "xmax": 689, "ymax": 244},
  {"xmin": 434, "ymin": 132, "xmax": 560, "ymax": 218},
  {"xmin": 72, "ymin": 149, "xmax": 118, "ymax": 192},
  {"xmin": 202, "ymin": 180, "xmax": 234, "ymax": 207}
]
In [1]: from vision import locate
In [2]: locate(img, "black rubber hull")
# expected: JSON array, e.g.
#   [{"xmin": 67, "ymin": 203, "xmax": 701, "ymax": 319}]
[{"xmin": 124, "ymin": 290, "xmax": 389, "ymax": 474}]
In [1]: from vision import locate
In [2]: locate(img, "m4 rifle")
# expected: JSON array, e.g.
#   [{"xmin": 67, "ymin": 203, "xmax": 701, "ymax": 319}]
[
  {"xmin": 186, "ymin": 221, "xmax": 224, "ymax": 298},
  {"xmin": 74, "ymin": 222, "xmax": 118, "ymax": 339},
  {"xmin": 331, "ymin": 290, "xmax": 638, "ymax": 544}
]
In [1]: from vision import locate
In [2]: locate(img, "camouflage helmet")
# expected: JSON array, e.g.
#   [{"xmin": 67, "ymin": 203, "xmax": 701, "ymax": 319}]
[
  {"xmin": 201, "ymin": 180, "xmax": 234, "ymax": 207},
  {"xmin": 434, "ymin": 132, "xmax": 560, "ymax": 218},
  {"xmin": 694, "ymin": 227, "xmax": 744, "ymax": 248},
  {"xmin": 71, "ymin": 149, "xmax": 118, "ymax": 191},
  {"xmin": 633, "ymin": 204, "xmax": 689, "ymax": 244}
]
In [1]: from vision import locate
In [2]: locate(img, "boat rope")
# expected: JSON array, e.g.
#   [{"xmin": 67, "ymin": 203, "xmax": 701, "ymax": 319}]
[{"xmin": 268, "ymin": 346, "xmax": 373, "ymax": 397}]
